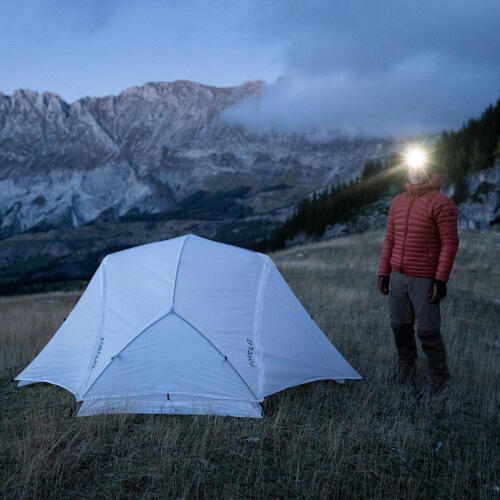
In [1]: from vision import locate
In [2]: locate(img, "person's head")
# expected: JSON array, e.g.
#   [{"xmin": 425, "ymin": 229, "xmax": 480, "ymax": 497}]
[
  {"xmin": 408, "ymin": 164, "xmax": 428, "ymax": 184},
  {"xmin": 404, "ymin": 146, "xmax": 429, "ymax": 184}
]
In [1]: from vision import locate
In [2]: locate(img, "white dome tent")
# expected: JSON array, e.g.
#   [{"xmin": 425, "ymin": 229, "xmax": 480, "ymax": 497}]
[{"xmin": 16, "ymin": 234, "xmax": 361, "ymax": 418}]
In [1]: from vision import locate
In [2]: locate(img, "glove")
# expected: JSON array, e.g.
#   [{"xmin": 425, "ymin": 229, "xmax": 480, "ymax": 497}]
[
  {"xmin": 378, "ymin": 275, "xmax": 390, "ymax": 295},
  {"xmin": 428, "ymin": 279, "xmax": 447, "ymax": 303}
]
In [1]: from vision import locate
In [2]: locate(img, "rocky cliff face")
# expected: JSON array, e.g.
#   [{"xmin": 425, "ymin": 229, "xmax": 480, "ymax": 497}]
[
  {"xmin": 445, "ymin": 161, "xmax": 500, "ymax": 229},
  {"xmin": 0, "ymin": 79, "xmax": 391, "ymax": 238}
]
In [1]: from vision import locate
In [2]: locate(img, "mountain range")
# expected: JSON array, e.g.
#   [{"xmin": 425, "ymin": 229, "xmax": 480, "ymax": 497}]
[{"xmin": 0, "ymin": 79, "xmax": 392, "ymax": 240}]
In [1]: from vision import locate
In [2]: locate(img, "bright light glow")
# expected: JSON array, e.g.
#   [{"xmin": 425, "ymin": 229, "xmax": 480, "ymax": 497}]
[{"xmin": 404, "ymin": 146, "xmax": 428, "ymax": 169}]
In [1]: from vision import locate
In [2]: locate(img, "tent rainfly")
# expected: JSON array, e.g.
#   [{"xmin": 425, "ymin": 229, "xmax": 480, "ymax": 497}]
[{"xmin": 16, "ymin": 234, "xmax": 361, "ymax": 418}]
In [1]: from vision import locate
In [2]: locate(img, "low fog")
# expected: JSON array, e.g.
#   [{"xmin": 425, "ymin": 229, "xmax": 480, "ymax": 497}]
[{"xmin": 223, "ymin": 1, "xmax": 500, "ymax": 138}]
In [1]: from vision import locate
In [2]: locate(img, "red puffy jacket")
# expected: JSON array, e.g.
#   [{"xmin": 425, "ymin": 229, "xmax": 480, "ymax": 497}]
[{"xmin": 378, "ymin": 174, "xmax": 459, "ymax": 282}]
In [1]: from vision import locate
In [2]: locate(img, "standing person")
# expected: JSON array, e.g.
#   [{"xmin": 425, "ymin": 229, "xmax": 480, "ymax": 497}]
[{"xmin": 377, "ymin": 147, "xmax": 459, "ymax": 396}]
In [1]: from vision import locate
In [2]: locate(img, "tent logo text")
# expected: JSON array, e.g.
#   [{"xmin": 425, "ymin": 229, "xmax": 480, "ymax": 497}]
[
  {"xmin": 91, "ymin": 337, "xmax": 105, "ymax": 369},
  {"xmin": 247, "ymin": 338, "xmax": 255, "ymax": 367}
]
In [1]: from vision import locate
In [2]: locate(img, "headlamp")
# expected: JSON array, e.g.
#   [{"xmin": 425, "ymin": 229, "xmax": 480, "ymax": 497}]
[{"xmin": 404, "ymin": 146, "xmax": 427, "ymax": 170}]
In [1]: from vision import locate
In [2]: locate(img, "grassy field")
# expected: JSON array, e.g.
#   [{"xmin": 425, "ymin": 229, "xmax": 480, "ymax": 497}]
[{"xmin": 1, "ymin": 229, "xmax": 499, "ymax": 499}]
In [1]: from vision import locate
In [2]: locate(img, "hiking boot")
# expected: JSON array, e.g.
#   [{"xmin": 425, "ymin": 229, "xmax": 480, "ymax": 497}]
[
  {"xmin": 417, "ymin": 381, "xmax": 449, "ymax": 401},
  {"xmin": 389, "ymin": 364, "xmax": 416, "ymax": 386},
  {"xmin": 417, "ymin": 329, "xmax": 451, "ymax": 385}
]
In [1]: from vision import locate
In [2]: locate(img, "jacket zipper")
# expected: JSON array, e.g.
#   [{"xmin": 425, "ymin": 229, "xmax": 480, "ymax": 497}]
[{"xmin": 400, "ymin": 194, "xmax": 416, "ymax": 273}]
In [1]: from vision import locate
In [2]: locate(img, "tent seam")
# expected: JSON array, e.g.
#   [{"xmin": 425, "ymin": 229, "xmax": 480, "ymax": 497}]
[
  {"xmin": 78, "ymin": 259, "xmax": 107, "ymax": 399},
  {"xmin": 253, "ymin": 256, "xmax": 271, "ymax": 401},
  {"xmin": 172, "ymin": 234, "xmax": 190, "ymax": 307},
  {"xmin": 78, "ymin": 392, "xmax": 260, "ymax": 402}
]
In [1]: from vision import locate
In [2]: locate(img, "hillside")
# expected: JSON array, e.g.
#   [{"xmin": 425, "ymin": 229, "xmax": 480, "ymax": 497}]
[
  {"xmin": 260, "ymin": 161, "xmax": 500, "ymax": 250},
  {"xmin": 259, "ymin": 98, "xmax": 500, "ymax": 251},
  {"xmin": 1, "ymin": 229, "xmax": 498, "ymax": 498}
]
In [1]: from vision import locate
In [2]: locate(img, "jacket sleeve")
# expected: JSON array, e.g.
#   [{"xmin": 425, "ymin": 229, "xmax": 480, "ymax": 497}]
[
  {"xmin": 434, "ymin": 196, "xmax": 459, "ymax": 282},
  {"xmin": 378, "ymin": 201, "xmax": 395, "ymax": 276}
]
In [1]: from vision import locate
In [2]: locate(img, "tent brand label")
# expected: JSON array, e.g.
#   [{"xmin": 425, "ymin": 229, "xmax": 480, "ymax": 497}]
[
  {"xmin": 91, "ymin": 337, "xmax": 105, "ymax": 368},
  {"xmin": 246, "ymin": 338, "xmax": 255, "ymax": 367}
]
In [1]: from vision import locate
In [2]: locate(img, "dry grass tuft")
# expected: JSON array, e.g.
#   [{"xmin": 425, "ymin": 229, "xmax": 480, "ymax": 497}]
[{"xmin": 1, "ymin": 229, "xmax": 499, "ymax": 498}]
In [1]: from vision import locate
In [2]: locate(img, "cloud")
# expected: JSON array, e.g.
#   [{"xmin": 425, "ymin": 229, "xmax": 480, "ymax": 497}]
[{"xmin": 223, "ymin": 0, "xmax": 500, "ymax": 137}]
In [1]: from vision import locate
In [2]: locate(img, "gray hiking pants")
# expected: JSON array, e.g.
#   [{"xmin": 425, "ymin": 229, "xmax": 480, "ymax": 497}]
[{"xmin": 388, "ymin": 271, "xmax": 450, "ymax": 384}]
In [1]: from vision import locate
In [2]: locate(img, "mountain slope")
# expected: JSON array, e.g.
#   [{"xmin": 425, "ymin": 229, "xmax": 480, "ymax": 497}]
[{"xmin": 257, "ymin": 97, "xmax": 500, "ymax": 251}]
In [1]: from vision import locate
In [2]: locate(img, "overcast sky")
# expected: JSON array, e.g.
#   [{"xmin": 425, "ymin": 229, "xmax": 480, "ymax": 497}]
[{"xmin": 1, "ymin": 0, "xmax": 499, "ymax": 137}]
